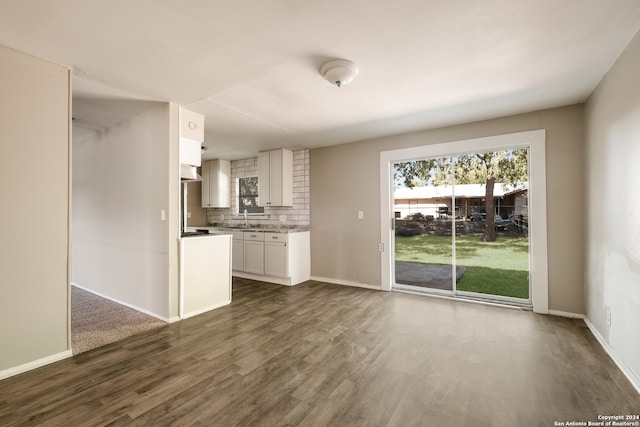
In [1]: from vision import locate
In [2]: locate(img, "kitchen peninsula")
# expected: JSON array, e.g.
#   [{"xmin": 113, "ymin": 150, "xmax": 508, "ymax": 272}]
[{"xmin": 179, "ymin": 233, "xmax": 232, "ymax": 319}]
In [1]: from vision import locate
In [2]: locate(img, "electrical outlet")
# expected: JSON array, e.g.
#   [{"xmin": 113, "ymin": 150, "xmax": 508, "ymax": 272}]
[
  {"xmin": 187, "ymin": 211, "xmax": 192, "ymax": 219},
  {"xmin": 606, "ymin": 308, "xmax": 611, "ymax": 326},
  {"xmin": 279, "ymin": 215, "xmax": 286, "ymax": 222},
  {"xmin": 378, "ymin": 243, "xmax": 384, "ymax": 252}
]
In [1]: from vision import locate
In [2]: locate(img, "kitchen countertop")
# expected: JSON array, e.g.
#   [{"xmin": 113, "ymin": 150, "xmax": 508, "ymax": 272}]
[
  {"xmin": 191, "ymin": 225, "xmax": 310, "ymax": 234},
  {"xmin": 181, "ymin": 231, "xmax": 232, "ymax": 238}
]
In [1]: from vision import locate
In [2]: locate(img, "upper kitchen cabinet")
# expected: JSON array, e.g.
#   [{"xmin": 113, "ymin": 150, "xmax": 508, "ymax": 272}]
[
  {"xmin": 179, "ymin": 108, "xmax": 204, "ymax": 167},
  {"xmin": 258, "ymin": 149, "xmax": 293, "ymax": 207},
  {"xmin": 202, "ymin": 159, "xmax": 231, "ymax": 208}
]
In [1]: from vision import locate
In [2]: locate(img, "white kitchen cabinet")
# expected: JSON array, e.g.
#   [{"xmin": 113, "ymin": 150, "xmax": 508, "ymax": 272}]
[
  {"xmin": 231, "ymin": 231, "xmax": 244, "ymax": 271},
  {"xmin": 264, "ymin": 232, "xmax": 288, "ymax": 278},
  {"xmin": 258, "ymin": 149, "xmax": 293, "ymax": 207},
  {"xmin": 231, "ymin": 231, "xmax": 309, "ymax": 286},
  {"xmin": 179, "ymin": 138, "xmax": 201, "ymax": 167},
  {"xmin": 243, "ymin": 232, "xmax": 264, "ymax": 275},
  {"xmin": 208, "ymin": 228, "xmax": 309, "ymax": 285},
  {"xmin": 201, "ymin": 159, "xmax": 231, "ymax": 208}
]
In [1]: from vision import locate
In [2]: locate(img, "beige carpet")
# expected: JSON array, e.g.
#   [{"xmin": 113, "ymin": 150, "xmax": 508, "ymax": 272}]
[{"xmin": 71, "ymin": 286, "xmax": 167, "ymax": 354}]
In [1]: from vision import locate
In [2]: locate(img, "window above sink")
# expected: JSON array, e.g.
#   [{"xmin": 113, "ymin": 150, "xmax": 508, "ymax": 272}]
[{"xmin": 238, "ymin": 176, "xmax": 264, "ymax": 215}]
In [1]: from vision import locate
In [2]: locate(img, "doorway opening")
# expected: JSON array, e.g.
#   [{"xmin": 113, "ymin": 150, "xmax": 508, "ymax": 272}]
[{"xmin": 380, "ymin": 130, "xmax": 548, "ymax": 313}]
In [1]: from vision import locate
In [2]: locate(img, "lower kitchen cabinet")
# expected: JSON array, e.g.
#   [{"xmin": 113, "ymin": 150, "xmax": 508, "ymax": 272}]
[
  {"xmin": 231, "ymin": 231, "xmax": 244, "ymax": 271},
  {"xmin": 265, "ymin": 241, "xmax": 288, "ymax": 278},
  {"xmin": 231, "ymin": 230, "xmax": 310, "ymax": 286},
  {"xmin": 243, "ymin": 232, "xmax": 265, "ymax": 275}
]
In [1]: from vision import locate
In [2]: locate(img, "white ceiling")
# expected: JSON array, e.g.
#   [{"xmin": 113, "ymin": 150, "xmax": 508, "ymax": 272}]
[{"xmin": 1, "ymin": 1, "xmax": 640, "ymax": 160}]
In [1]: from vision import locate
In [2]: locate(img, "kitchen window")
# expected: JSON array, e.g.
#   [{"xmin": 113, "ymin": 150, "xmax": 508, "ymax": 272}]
[{"xmin": 238, "ymin": 176, "xmax": 264, "ymax": 214}]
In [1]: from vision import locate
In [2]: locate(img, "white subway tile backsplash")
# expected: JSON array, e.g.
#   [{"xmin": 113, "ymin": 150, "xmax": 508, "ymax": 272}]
[{"xmin": 205, "ymin": 148, "xmax": 310, "ymax": 228}]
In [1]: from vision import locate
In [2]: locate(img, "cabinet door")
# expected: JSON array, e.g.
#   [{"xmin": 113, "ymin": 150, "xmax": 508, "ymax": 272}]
[
  {"xmin": 268, "ymin": 149, "xmax": 293, "ymax": 206},
  {"xmin": 258, "ymin": 149, "xmax": 293, "ymax": 207},
  {"xmin": 201, "ymin": 161, "xmax": 211, "ymax": 207},
  {"xmin": 258, "ymin": 151, "xmax": 271, "ymax": 206},
  {"xmin": 278, "ymin": 148, "xmax": 293, "ymax": 206},
  {"xmin": 244, "ymin": 241, "xmax": 264, "ymax": 275},
  {"xmin": 269, "ymin": 150, "xmax": 282, "ymax": 206},
  {"xmin": 232, "ymin": 239, "xmax": 244, "ymax": 271},
  {"xmin": 215, "ymin": 159, "xmax": 231, "ymax": 207},
  {"xmin": 201, "ymin": 160, "xmax": 231, "ymax": 208},
  {"xmin": 265, "ymin": 242, "xmax": 289, "ymax": 278}
]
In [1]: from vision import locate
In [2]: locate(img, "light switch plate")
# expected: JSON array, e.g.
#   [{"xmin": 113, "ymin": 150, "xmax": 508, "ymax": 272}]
[{"xmin": 358, "ymin": 210, "xmax": 364, "ymax": 220}]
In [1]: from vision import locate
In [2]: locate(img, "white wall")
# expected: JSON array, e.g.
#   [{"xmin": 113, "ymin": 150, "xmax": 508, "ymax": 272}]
[
  {"xmin": 72, "ymin": 103, "xmax": 176, "ymax": 320},
  {"xmin": 585, "ymin": 30, "xmax": 640, "ymax": 390},
  {"xmin": 0, "ymin": 45, "xmax": 71, "ymax": 373}
]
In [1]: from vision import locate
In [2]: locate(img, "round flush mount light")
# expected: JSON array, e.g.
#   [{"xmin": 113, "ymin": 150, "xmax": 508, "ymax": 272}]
[{"xmin": 320, "ymin": 59, "xmax": 358, "ymax": 87}]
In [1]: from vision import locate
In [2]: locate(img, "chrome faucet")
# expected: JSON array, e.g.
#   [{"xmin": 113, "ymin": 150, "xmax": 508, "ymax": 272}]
[{"xmin": 244, "ymin": 209, "xmax": 248, "ymax": 227}]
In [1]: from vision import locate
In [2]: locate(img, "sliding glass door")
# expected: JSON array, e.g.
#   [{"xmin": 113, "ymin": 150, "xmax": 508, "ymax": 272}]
[
  {"xmin": 394, "ymin": 156, "xmax": 455, "ymax": 293},
  {"xmin": 392, "ymin": 148, "xmax": 531, "ymax": 304}
]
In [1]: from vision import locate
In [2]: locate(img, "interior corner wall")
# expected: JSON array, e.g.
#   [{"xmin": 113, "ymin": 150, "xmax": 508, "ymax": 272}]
[
  {"xmin": 0, "ymin": 45, "xmax": 71, "ymax": 371},
  {"xmin": 186, "ymin": 180, "xmax": 207, "ymax": 227},
  {"xmin": 310, "ymin": 104, "xmax": 585, "ymax": 314},
  {"xmin": 72, "ymin": 103, "xmax": 172, "ymax": 319},
  {"xmin": 584, "ymin": 30, "xmax": 640, "ymax": 388}
]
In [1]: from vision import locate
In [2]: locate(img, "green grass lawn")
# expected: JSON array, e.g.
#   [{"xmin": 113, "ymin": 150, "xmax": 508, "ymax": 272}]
[
  {"xmin": 395, "ymin": 234, "xmax": 529, "ymax": 298},
  {"xmin": 456, "ymin": 267, "xmax": 529, "ymax": 299}
]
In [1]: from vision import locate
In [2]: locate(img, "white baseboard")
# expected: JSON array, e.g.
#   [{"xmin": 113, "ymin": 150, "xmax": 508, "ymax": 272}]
[
  {"xmin": 0, "ymin": 350, "xmax": 72, "ymax": 381},
  {"xmin": 181, "ymin": 300, "xmax": 231, "ymax": 320},
  {"xmin": 548, "ymin": 310, "xmax": 586, "ymax": 319},
  {"xmin": 584, "ymin": 317, "xmax": 640, "ymax": 394},
  {"xmin": 233, "ymin": 271, "xmax": 296, "ymax": 286},
  {"xmin": 309, "ymin": 276, "xmax": 382, "ymax": 291},
  {"xmin": 71, "ymin": 283, "xmax": 170, "ymax": 322}
]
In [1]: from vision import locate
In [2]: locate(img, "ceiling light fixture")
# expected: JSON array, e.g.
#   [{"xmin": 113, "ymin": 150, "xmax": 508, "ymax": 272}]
[{"xmin": 320, "ymin": 59, "xmax": 358, "ymax": 88}]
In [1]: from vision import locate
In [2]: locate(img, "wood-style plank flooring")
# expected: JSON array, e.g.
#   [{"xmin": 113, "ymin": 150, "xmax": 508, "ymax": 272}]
[{"xmin": 1, "ymin": 278, "xmax": 638, "ymax": 426}]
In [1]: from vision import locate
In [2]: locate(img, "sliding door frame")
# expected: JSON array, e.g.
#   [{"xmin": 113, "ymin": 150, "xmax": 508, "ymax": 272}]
[{"xmin": 380, "ymin": 129, "xmax": 548, "ymax": 314}]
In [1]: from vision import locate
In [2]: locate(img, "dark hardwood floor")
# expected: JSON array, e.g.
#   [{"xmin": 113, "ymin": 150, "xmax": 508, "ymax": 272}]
[{"xmin": 1, "ymin": 278, "xmax": 638, "ymax": 426}]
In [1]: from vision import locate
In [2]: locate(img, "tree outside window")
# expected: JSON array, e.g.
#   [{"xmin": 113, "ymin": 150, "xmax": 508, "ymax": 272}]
[{"xmin": 238, "ymin": 177, "xmax": 264, "ymax": 214}]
